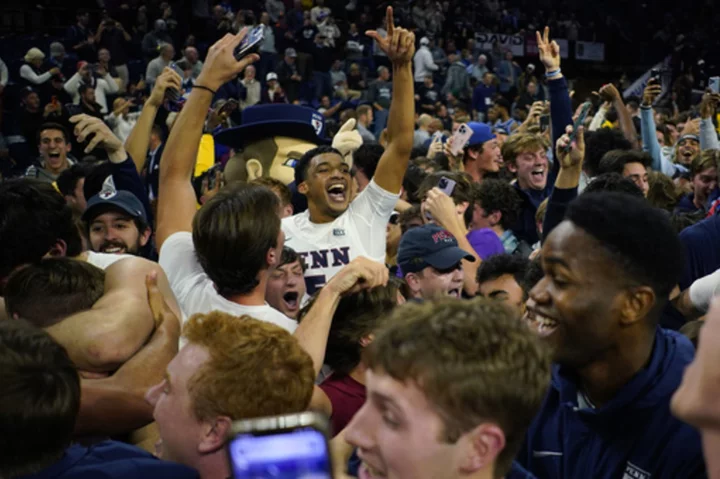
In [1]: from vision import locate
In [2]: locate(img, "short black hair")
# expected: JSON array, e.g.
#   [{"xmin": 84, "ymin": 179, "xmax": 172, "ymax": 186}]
[
  {"xmin": 474, "ymin": 179, "xmax": 522, "ymax": 230},
  {"xmin": 293, "ymin": 145, "xmax": 343, "ymax": 185},
  {"xmin": 78, "ymin": 84, "xmax": 93, "ymax": 96},
  {"xmin": 37, "ymin": 123, "xmax": 70, "ymax": 144},
  {"xmin": 476, "ymin": 254, "xmax": 531, "ymax": 299},
  {"xmin": 523, "ymin": 256, "xmax": 544, "ymax": 292},
  {"xmin": 279, "ymin": 246, "xmax": 307, "ymax": 272},
  {"xmin": 0, "ymin": 320, "xmax": 80, "ymax": 477},
  {"xmin": 494, "ymin": 97, "xmax": 511, "ymax": 112},
  {"xmin": 402, "ymin": 163, "xmax": 428, "ymax": 204},
  {"xmin": 353, "ymin": 143, "xmax": 384, "ymax": 179},
  {"xmin": 56, "ymin": 163, "xmax": 95, "ymax": 197},
  {"xmin": 583, "ymin": 173, "xmax": 644, "ymax": 198},
  {"xmin": 584, "ymin": 129, "xmax": 632, "ymax": 177},
  {"xmin": 565, "ymin": 192, "xmax": 683, "ymax": 310},
  {"xmin": 597, "ymin": 150, "xmax": 651, "ymax": 176},
  {"xmin": 0, "ymin": 179, "xmax": 83, "ymax": 283}
]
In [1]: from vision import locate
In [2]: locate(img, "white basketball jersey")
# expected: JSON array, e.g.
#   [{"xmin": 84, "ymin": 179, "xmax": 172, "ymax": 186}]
[{"xmin": 282, "ymin": 180, "xmax": 398, "ymax": 294}]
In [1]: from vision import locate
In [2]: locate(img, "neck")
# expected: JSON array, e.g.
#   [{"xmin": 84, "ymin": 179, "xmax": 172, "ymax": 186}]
[
  {"xmin": 499, "ymin": 111, "xmax": 509, "ymax": 121},
  {"xmin": 491, "ymin": 224, "xmax": 504, "ymax": 237},
  {"xmin": 196, "ymin": 450, "xmax": 231, "ymax": 479},
  {"xmin": 577, "ymin": 328, "xmax": 655, "ymax": 408},
  {"xmin": 517, "ymin": 177, "xmax": 531, "ymax": 191},
  {"xmin": 46, "ymin": 158, "xmax": 68, "ymax": 174},
  {"xmin": 702, "ymin": 430, "xmax": 720, "ymax": 479},
  {"xmin": 465, "ymin": 161, "xmax": 484, "ymax": 183},
  {"xmin": 307, "ymin": 202, "xmax": 340, "ymax": 224},
  {"xmin": 349, "ymin": 363, "xmax": 367, "ymax": 385},
  {"xmin": 224, "ymin": 274, "xmax": 270, "ymax": 306}
]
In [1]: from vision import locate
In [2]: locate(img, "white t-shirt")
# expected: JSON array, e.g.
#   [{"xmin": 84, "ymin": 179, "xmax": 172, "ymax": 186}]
[
  {"xmin": 282, "ymin": 179, "xmax": 398, "ymax": 293},
  {"xmin": 159, "ymin": 232, "xmax": 297, "ymax": 332},
  {"xmin": 86, "ymin": 251, "xmax": 133, "ymax": 270}
]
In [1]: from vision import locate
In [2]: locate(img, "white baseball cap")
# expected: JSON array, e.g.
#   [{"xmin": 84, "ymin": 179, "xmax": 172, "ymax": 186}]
[{"xmin": 266, "ymin": 72, "xmax": 278, "ymax": 81}]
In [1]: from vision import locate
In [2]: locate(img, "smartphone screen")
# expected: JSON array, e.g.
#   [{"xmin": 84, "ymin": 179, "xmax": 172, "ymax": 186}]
[
  {"xmin": 235, "ymin": 26, "xmax": 265, "ymax": 60},
  {"xmin": 228, "ymin": 427, "xmax": 332, "ymax": 479},
  {"xmin": 539, "ymin": 114, "xmax": 550, "ymax": 133},
  {"xmin": 709, "ymin": 77, "xmax": 720, "ymax": 94}
]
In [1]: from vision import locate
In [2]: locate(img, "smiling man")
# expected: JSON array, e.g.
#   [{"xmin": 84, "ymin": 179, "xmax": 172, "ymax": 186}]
[
  {"xmin": 83, "ymin": 177, "xmax": 152, "ymax": 256},
  {"xmin": 502, "ymin": 133, "xmax": 552, "ymax": 246},
  {"xmin": 345, "ymin": 298, "xmax": 551, "ymax": 479},
  {"xmin": 265, "ymin": 247, "xmax": 307, "ymax": 320},
  {"xmin": 283, "ymin": 9, "xmax": 415, "ymax": 294},
  {"xmin": 519, "ymin": 192, "xmax": 705, "ymax": 479},
  {"xmin": 25, "ymin": 123, "xmax": 75, "ymax": 183},
  {"xmin": 397, "ymin": 224, "xmax": 474, "ymax": 300}
]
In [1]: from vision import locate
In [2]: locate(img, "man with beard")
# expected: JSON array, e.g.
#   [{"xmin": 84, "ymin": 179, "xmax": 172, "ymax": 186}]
[
  {"xmin": 519, "ymin": 192, "xmax": 705, "ymax": 478},
  {"xmin": 283, "ymin": 8, "xmax": 415, "ymax": 294},
  {"xmin": 83, "ymin": 176, "xmax": 152, "ymax": 256}
]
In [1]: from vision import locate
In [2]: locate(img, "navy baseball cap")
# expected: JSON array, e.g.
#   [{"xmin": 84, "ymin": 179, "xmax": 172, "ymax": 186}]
[
  {"xmin": 82, "ymin": 176, "xmax": 147, "ymax": 222},
  {"xmin": 214, "ymin": 104, "xmax": 330, "ymax": 149},
  {"xmin": 466, "ymin": 122, "xmax": 496, "ymax": 148},
  {"xmin": 398, "ymin": 224, "xmax": 475, "ymax": 274}
]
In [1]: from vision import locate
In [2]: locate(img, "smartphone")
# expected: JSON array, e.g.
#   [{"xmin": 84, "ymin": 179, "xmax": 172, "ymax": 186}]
[
  {"xmin": 650, "ymin": 68, "xmax": 661, "ymax": 84},
  {"xmin": 449, "ymin": 123, "xmax": 473, "ymax": 156},
  {"xmin": 710, "ymin": 77, "xmax": 720, "ymax": 94},
  {"xmin": 561, "ymin": 101, "xmax": 592, "ymax": 152},
  {"xmin": 539, "ymin": 114, "xmax": 550, "ymax": 133},
  {"xmin": 204, "ymin": 163, "xmax": 223, "ymax": 190},
  {"xmin": 220, "ymin": 99, "xmax": 239, "ymax": 115},
  {"xmin": 227, "ymin": 412, "xmax": 332, "ymax": 479},
  {"xmin": 65, "ymin": 103, "xmax": 83, "ymax": 117},
  {"xmin": 437, "ymin": 176, "xmax": 457, "ymax": 196},
  {"xmin": 235, "ymin": 26, "xmax": 265, "ymax": 60}
]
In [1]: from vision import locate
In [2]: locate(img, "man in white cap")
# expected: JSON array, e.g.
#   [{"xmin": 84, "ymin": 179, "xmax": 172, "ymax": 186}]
[
  {"xmin": 262, "ymin": 72, "xmax": 287, "ymax": 104},
  {"xmin": 413, "ymin": 36, "xmax": 438, "ymax": 85}
]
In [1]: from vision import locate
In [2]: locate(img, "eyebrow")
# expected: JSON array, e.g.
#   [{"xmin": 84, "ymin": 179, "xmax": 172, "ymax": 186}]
[
  {"xmin": 488, "ymin": 290, "xmax": 509, "ymax": 298},
  {"xmin": 543, "ymin": 256, "xmax": 570, "ymax": 269},
  {"xmin": 370, "ymin": 391, "xmax": 403, "ymax": 413}
]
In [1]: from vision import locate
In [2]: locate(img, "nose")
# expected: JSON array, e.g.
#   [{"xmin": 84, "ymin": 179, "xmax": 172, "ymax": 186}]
[
  {"xmin": 452, "ymin": 266, "xmax": 465, "ymax": 285},
  {"xmin": 528, "ymin": 275, "xmax": 551, "ymax": 305},
  {"xmin": 344, "ymin": 403, "xmax": 374, "ymax": 451},
  {"xmin": 105, "ymin": 228, "xmax": 121, "ymax": 241},
  {"xmin": 145, "ymin": 382, "xmax": 162, "ymax": 407}
]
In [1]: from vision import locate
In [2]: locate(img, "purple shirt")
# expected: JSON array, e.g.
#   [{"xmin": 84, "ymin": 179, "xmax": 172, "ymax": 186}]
[{"xmin": 467, "ymin": 228, "xmax": 505, "ymax": 259}]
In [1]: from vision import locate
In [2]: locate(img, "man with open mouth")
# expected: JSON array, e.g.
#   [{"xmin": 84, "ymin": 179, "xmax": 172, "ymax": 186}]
[
  {"xmin": 397, "ymin": 224, "xmax": 474, "ymax": 300},
  {"xmin": 265, "ymin": 246, "xmax": 307, "ymax": 320},
  {"xmin": 344, "ymin": 299, "xmax": 551, "ymax": 479},
  {"xmin": 25, "ymin": 123, "xmax": 75, "ymax": 184},
  {"xmin": 518, "ymin": 192, "xmax": 705, "ymax": 478}
]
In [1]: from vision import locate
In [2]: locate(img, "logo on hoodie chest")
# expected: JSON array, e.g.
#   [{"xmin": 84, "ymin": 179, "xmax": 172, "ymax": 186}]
[{"xmin": 623, "ymin": 462, "xmax": 651, "ymax": 479}]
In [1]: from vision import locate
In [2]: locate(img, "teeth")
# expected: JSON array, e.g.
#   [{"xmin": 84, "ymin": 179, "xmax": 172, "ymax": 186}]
[{"xmin": 328, "ymin": 184, "xmax": 345, "ymax": 193}]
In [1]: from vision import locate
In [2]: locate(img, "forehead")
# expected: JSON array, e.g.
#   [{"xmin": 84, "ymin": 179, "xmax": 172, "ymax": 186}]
[
  {"xmin": 622, "ymin": 162, "xmax": 647, "ymax": 174},
  {"xmin": 366, "ymin": 369, "xmax": 436, "ymax": 417},
  {"xmin": 695, "ymin": 166, "xmax": 718, "ymax": 177},
  {"xmin": 516, "ymin": 147, "xmax": 546, "ymax": 157},
  {"xmin": 680, "ymin": 139, "xmax": 699, "ymax": 146},
  {"xmin": 40, "ymin": 129, "xmax": 65, "ymax": 141},
  {"xmin": 168, "ymin": 343, "xmax": 210, "ymax": 385},
  {"xmin": 542, "ymin": 221, "xmax": 615, "ymax": 277},
  {"xmin": 309, "ymin": 152, "xmax": 346, "ymax": 169},
  {"xmin": 279, "ymin": 259, "xmax": 303, "ymax": 270},
  {"xmin": 479, "ymin": 273, "xmax": 522, "ymax": 294},
  {"xmin": 91, "ymin": 210, "xmax": 134, "ymax": 223}
]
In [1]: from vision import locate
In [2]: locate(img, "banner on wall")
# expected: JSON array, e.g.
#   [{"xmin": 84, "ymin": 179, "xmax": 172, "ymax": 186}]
[
  {"xmin": 622, "ymin": 56, "xmax": 672, "ymax": 99},
  {"xmin": 474, "ymin": 32, "xmax": 525, "ymax": 57},
  {"xmin": 576, "ymin": 41, "xmax": 605, "ymax": 61}
]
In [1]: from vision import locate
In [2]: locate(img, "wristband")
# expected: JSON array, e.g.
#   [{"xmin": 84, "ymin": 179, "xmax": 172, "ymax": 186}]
[
  {"xmin": 545, "ymin": 69, "xmax": 561, "ymax": 78},
  {"xmin": 193, "ymin": 84, "xmax": 216, "ymax": 95}
]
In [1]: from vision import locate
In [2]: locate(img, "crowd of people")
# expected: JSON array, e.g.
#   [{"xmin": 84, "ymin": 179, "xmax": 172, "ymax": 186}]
[{"xmin": 3, "ymin": 0, "xmax": 720, "ymax": 478}]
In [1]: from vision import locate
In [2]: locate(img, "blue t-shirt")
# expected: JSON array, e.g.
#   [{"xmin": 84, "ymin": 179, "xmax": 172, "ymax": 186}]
[{"xmin": 18, "ymin": 441, "xmax": 199, "ymax": 479}]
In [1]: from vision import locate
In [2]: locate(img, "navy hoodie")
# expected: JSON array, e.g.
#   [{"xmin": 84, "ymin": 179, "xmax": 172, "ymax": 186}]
[{"xmin": 519, "ymin": 328, "xmax": 705, "ymax": 479}]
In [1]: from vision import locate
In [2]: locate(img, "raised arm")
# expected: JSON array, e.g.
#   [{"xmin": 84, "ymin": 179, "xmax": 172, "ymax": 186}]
[
  {"xmin": 537, "ymin": 27, "xmax": 572, "ymax": 181},
  {"xmin": 294, "ymin": 257, "xmax": 388, "ymax": 376},
  {"xmin": 699, "ymin": 93, "xmax": 720, "ymax": 151},
  {"xmin": 156, "ymin": 31, "xmax": 258, "ymax": 250},
  {"xmin": 365, "ymin": 7, "xmax": 415, "ymax": 194},
  {"xmin": 543, "ymin": 126, "xmax": 584, "ymax": 241},
  {"xmin": 598, "ymin": 83, "xmax": 639, "ymax": 149},
  {"xmin": 45, "ymin": 257, "xmax": 180, "ymax": 372},
  {"xmin": 640, "ymin": 79, "xmax": 667, "ymax": 173},
  {"xmin": 125, "ymin": 68, "xmax": 182, "ymax": 173}
]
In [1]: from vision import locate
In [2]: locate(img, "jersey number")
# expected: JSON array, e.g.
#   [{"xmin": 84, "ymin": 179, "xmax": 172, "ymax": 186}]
[{"xmin": 305, "ymin": 275, "xmax": 327, "ymax": 295}]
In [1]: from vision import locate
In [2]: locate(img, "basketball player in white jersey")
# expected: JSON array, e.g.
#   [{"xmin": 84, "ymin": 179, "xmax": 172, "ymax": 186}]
[{"xmin": 283, "ymin": 8, "xmax": 416, "ymax": 293}]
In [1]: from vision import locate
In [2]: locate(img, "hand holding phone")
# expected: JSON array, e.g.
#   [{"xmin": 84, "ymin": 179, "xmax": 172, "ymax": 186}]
[
  {"xmin": 709, "ymin": 76, "xmax": 720, "ymax": 94},
  {"xmin": 560, "ymin": 102, "xmax": 591, "ymax": 154},
  {"xmin": 449, "ymin": 123, "xmax": 473, "ymax": 156},
  {"xmin": 235, "ymin": 26, "xmax": 265, "ymax": 60}
]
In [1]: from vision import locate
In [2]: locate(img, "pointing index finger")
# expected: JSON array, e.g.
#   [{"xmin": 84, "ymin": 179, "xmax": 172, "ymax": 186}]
[{"xmin": 386, "ymin": 6, "xmax": 394, "ymax": 37}]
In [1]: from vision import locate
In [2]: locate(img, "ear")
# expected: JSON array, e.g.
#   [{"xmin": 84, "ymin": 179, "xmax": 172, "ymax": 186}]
[
  {"xmin": 282, "ymin": 203, "xmax": 294, "ymax": 218},
  {"xmin": 488, "ymin": 210, "xmax": 502, "ymax": 227},
  {"xmin": 297, "ymin": 181, "xmax": 309, "ymax": 195},
  {"xmin": 46, "ymin": 239, "xmax": 68, "ymax": 258},
  {"xmin": 456, "ymin": 201, "xmax": 469, "ymax": 216},
  {"xmin": 458, "ymin": 423, "xmax": 506, "ymax": 475},
  {"xmin": 266, "ymin": 245, "xmax": 279, "ymax": 268},
  {"xmin": 359, "ymin": 333, "xmax": 375, "ymax": 348},
  {"xmin": 139, "ymin": 227, "xmax": 152, "ymax": 247},
  {"xmin": 619, "ymin": 286, "xmax": 656, "ymax": 326},
  {"xmin": 405, "ymin": 273, "xmax": 422, "ymax": 297},
  {"xmin": 246, "ymin": 158, "xmax": 263, "ymax": 181},
  {"xmin": 506, "ymin": 162, "xmax": 517, "ymax": 173},
  {"xmin": 198, "ymin": 416, "xmax": 233, "ymax": 455},
  {"xmin": 65, "ymin": 141, "xmax": 72, "ymax": 154}
]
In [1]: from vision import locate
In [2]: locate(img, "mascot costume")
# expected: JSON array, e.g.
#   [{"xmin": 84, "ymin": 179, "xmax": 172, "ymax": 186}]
[{"xmin": 214, "ymin": 105, "xmax": 362, "ymax": 212}]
